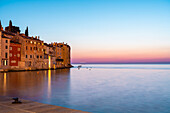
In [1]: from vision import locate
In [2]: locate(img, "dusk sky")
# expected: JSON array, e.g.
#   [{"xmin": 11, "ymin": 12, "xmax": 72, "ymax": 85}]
[{"xmin": 0, "ymin": 0, "xmax": 170, "ymax": 63}]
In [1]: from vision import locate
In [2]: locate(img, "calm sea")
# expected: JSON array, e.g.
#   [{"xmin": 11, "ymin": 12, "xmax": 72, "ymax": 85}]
[{"xmin": 0, "ymin": 64, "xmax": 170, "ymax": 113}]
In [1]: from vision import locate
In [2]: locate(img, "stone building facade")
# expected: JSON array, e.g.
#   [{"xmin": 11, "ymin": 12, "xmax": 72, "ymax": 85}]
[
  {"xmin": 0, "ymin": 20, "xmax": 72, "ymax": 71},
  {"xmin": 9, "ymin": 41, "xmax": 21, "ymax": 67}
]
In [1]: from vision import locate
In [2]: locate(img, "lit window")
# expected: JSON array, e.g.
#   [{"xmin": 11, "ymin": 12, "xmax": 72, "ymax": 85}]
[
  {"xmin": 30, "ymin": 41, "xmax": 32, "ymax": 44},
  {"xmin": 11, "ymin": 60, "xmax": 16, "ymax": 63},
  {"xmin": 34, "ymin": 42, "xmax": 36, "ymax": 44},
  {"xmin": 9, "ymin": 53, "xmax": 12, "ymax": 57},
  {"xmin": 4, "ymin": 60, "xmax": 7, "ymax": 66},
  {"xmin": 17, "ymin": 54, "xmax": 20, "ymax": 57},
  {"xmin": 18, "ymin": 48, "xmax": 20, "ymax": 51},
  {"xmin": 10, "ymin": 47, "xmax": 12, "ymax": 50}
]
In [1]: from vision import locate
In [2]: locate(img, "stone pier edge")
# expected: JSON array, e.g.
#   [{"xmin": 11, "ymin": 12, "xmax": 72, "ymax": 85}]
[{"xmin": 0, "ymin": 95, "xmax": 89, "ymax": 113}]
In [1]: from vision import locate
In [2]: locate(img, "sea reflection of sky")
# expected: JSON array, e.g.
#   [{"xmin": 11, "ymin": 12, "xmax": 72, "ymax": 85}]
[{"xmin": 0, "ymin": 65, "xmax": 170, "ymax": 113}]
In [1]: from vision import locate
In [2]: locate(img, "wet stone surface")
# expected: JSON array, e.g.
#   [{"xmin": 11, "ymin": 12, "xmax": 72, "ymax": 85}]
[{"xmin": 0, "ymin": 96, "xmax": 89, "ymax": 113}]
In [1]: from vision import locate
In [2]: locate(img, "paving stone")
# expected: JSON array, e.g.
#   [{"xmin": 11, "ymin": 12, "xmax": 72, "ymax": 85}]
[
  {"xmin": 0, "ymin": 105, "xmax": 31, "ymax": 113},
  {"xmin": 25, "ymin": 104, "xmax": 59, "ymax": 112},
  {"xmin": 0, "ymin": 96, "xmax": 89, "ymax": 113}
]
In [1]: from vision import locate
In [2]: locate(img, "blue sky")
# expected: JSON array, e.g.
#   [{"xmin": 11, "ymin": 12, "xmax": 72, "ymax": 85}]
[{"xmin": 0, "ymin": 0, "xmax": 170, "ymax": 63}]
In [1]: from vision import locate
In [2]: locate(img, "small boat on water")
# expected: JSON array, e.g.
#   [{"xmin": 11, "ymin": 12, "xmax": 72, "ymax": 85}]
[{"xmin": 78, "ymin": 65, "xmax": 82, "ymax": 68}]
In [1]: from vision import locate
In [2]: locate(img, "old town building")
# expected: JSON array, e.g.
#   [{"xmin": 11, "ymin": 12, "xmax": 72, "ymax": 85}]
[
  {"xmin": 9, "ymin": 41, "xmax": 21, "ymax": 67},
  {"xmin": 0, "ymin": 20, "xmax": 72, "ymax": 71}
]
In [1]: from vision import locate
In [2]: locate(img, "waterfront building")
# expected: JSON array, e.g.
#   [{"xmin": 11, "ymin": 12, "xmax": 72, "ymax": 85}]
[
  {"xmin": 0, "ymin": 20, "xmax": 72, "ymax": 71},
  {"xmin": 9, "ymin": 41, "xmax": 21, "ymax": 67},
  {"xmin": 54, "ymin": 42, "xmax": 71, "ymax": 68},
  {"xmin": 0, "ymin": 33, "xmax": 10, "ymax": 69}
]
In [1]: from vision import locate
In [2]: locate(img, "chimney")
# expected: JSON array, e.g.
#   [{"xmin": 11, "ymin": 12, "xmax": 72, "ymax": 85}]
[{"xmin": 38, "ymin": 36, "xmax": 40, "ymax": 40}]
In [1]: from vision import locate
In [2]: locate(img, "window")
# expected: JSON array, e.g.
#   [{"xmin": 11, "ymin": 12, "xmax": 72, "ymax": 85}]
[
  {"xmin": 5, "ymin": 46, "xmax": 8, "ymax": 49},
  {"xmin": 26, "ymin": 46, "xmax": 28, "ymax": 50},
  {"xmin": 9, "ymin": 53, "xmax": 12, "ymax": 57},
  {"xmin": 30, "ymin": 55, "xmax": 32, "ymax": 58},
  {"xmin": 6, "ymin": 40, "xmax": 8, "ymax": 43},
  {"xmin": 40, "ymin": 56, "xmax": 42, "ymax": 58},
  {"xmin": 18, "ymin": 48, "xmax": 20, "ymax": 51},
  {"xmin": 34, "ymin": 42, "xmax": 36, "ymax": 44},
  {"xmin": 11, "ymin": 60, "xmax": 16, "ymax": 63},
  {"xmin": 38, "ymin": 48, "xmax": 40, "ymax": 51},
  {"xmin": 30, "ymin": 41, "xmax": 32, "ymax": 44},
  {"xmin": 9, "ymin": 47, "xmax": 12, "ymax": 50},
  {"xmin": 4, "ymin": 60, "xmax": 8, "ymax": 66},
  {"xmin": 17, "ymin": 54, "xmax": 20, "ymax": 57},
  {"xmin": 26, "ymin": 55, "xmax": 27, "ymax": 58},
  {"xmin": 5, "ymin": 53, "xmax": 8, "ymax": 58},
  {"xmin": 30, "ymin": 47, "xmax": 32, "ymax": 50},
  {"xmin": 37, "ymin": 55, "xmax": 39, "ymax": 58}
]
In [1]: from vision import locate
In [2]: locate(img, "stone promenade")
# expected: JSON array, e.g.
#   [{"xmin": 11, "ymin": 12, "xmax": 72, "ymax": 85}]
[{"xmin": 0, "ymin": 96, "xmax": 89, "ymax": 113}]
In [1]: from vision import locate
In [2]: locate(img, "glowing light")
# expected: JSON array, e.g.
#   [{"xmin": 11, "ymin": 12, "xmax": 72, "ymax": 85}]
[
  {"xmin": 4, "ymin": 60, "xmax": 6, "ymax": 66},
  {"xmin": 48, "ymin": 56, "xmax": 51, "ymax": 69},
  {"xmin": 53, "ymin": 64, "xmax": 55, "ymax": 69}
]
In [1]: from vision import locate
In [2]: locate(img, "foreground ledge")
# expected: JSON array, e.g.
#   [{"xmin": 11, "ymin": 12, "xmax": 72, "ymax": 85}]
[{"xmin": 0, "ymin": 96, "xmax": 89, "ymax": 113}]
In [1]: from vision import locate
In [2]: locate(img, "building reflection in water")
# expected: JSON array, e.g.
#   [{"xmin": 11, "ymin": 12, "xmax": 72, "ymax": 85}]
[
  {"xmin": 0, "ymin": 69, "xmax": 71, "ymax": 102},
  {"xmin": 3, "ymin": 73, "xmax": 7, "ymax": 96}
]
